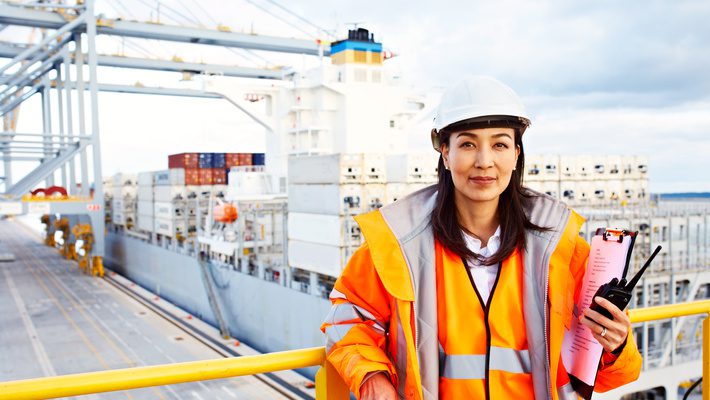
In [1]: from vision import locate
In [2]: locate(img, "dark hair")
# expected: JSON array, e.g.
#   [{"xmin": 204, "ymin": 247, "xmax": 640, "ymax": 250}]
[{"xmin": 431, "ymin": 120, "xmax": 550, "ymax": 266}]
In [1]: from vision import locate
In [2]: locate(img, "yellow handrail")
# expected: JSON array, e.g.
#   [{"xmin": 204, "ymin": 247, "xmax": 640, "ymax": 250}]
[{"xmin": 0, "ymin": 301, "xmax": 708, "ymax": 400}]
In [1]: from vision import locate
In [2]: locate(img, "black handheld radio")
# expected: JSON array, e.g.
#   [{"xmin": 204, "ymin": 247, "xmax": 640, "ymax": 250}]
[{"xmin": 588, "ymin": 245, "xmax": 662, "ymax": 320}]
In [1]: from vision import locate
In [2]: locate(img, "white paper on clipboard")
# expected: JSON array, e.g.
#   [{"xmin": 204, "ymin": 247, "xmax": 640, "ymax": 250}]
[{"xmin": 561, "ymin": 233, "xmax": 634, "ymax": 387}]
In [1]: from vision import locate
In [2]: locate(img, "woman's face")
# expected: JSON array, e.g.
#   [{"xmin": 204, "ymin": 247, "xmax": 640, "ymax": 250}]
[{"xmin": 441, "ymin": 127, "xmax": 520, "ymax": 206}]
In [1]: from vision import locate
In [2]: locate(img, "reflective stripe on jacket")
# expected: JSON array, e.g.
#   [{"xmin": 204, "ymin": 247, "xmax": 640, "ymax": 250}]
[{"xmin": 321, "ymin": 185, "xmax": 642, "ymax": 400}]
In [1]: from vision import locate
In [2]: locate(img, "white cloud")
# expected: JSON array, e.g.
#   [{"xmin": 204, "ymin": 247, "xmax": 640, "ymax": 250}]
[{"xmin": 3, "ymin": 0, "xmax": 710, "ymax": 193}]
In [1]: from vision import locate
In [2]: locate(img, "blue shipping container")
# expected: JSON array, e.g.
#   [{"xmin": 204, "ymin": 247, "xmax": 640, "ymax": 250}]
[
  {"xmin": 252, "ymin": 153, "xmax": 266, "ymax": 166},
  {"xmin": 198, "ymin": 153, "xmax": 213, "ymax": 169},
  {"xmin": 212, "ymin": 153, "xmax": 226, "ymax": 168}
]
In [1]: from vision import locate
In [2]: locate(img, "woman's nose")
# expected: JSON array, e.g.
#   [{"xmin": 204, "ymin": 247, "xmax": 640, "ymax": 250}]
[{"xmin": 474, "ymin": 148, "xmax": 494, "ymax": 169}]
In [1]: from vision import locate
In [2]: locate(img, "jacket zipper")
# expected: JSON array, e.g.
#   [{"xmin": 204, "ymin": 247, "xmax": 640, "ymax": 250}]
[{"xmin": 463, "ymin": 259, "xmax": 503, "ymax": 400}]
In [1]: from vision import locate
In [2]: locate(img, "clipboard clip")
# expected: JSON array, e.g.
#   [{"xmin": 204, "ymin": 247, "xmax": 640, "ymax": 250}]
[{"xmin": 598, "ymin": 228, "xmax": 636, "ymax": 243}]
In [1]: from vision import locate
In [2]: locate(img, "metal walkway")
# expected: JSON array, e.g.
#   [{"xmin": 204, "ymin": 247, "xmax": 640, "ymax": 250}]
[{"xmin": 0, "ymin": 218, "xmax": 288, "ymax": 399}]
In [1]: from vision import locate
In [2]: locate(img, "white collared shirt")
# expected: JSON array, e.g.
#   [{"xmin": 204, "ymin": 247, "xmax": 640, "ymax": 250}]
[{"xmin": 462, "ymin": 225, "xmax": 501, "ymax": 305}]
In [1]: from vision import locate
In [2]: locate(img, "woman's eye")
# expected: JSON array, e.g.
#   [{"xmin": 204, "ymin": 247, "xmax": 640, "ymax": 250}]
[
  {"xmin": 460, "ymin": 142, "xmax": 474, "ymax": 148},
  {"xmin": 494, "ymin": 143, "xmax": 509, "ymax": 149}
]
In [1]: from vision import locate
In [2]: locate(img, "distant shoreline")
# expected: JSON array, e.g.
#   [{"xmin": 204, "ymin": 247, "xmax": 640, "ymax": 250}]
[{"xmin": 659, "ymin": 192, "xmax": 710, "ymax": 199}]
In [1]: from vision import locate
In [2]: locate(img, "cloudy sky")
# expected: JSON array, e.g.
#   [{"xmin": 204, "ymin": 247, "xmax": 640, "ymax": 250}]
[{"xmin": 2, "ymin": 0, "xmax": 709, "ymax": 192}]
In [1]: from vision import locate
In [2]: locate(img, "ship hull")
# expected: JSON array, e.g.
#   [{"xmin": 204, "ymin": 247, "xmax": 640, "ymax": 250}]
[{"xmin": 104, "ymin": 231, "xmax": 332, "ymax": 360}]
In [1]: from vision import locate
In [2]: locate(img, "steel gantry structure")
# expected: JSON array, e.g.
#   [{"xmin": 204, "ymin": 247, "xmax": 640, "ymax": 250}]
[{"xmin": 0, "ymin": 0, "xmax": 330, "ymax": 273}]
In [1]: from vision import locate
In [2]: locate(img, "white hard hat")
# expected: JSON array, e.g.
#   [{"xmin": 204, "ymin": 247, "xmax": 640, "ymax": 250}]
[{"xmin": 431, "ymin": 76, "xmax": 530, "ymax": 151}]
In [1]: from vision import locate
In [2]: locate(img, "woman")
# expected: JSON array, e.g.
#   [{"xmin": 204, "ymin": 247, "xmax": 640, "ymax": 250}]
[{"xmin": 321, "ymin": 76, "xmax": 642, "ymax": 400}]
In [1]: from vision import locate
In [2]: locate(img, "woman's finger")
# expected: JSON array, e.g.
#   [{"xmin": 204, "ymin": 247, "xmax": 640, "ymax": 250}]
[{"xmin": 593, "ymin": 296, "xmax": 628, "ymax": 322}]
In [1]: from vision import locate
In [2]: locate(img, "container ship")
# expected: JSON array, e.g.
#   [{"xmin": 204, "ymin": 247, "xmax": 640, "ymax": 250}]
[{"xmin": 0, "ymin": 4, "xmax": 705, "ymax": 397}]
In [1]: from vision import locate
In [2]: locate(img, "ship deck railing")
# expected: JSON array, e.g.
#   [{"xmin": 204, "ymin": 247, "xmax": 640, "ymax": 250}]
[{"xmin": 1, "ymin": 300, "xmax": 709, "ymax": 400}]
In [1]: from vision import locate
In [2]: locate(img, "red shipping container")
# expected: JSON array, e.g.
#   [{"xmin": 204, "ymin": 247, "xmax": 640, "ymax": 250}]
[
  {"xmin": 238, "ymin": 153, "xmax": 252, "ymax": 166},
  {"xmin": 184, "ymin": 168, "xmax": 200, "ymax": 185},
  {"xmin": 198, "ymin": 169, "xmax": 214, "ymax": 185},
  {"xmin": 225, "ymin": 153, "xmax": 240, "ymax": 168},
  {"xmin": 212, "ymin": 168, "xmax": 227, "ymax": 184},
  {"xmin": 168, "ymin": 153, "xmax": 199, "ymax": 169}
]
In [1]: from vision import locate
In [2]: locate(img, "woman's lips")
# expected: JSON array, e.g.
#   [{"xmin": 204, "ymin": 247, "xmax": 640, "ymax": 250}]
[{"xmin": 470, "ymin": 176, "xmax": 496, "ymax": 185}]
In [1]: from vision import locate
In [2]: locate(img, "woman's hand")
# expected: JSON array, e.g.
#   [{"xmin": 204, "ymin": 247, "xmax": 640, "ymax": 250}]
[
  {"xmin": 361, "ymin": 372, "xmax": 397, "ymax": 400},
  {"xmin": 580, "ymin": 296, "xmax": 631, "ymax": 353}
]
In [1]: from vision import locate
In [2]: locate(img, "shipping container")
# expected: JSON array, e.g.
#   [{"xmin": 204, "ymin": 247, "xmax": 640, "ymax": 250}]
[
  {"xmin": 386, "ymin": 153, "xmax": 437, "ymax": 183},
  {"xmin": 154, "ymin": 217, "xmax": 186, "ymax": 237},
  {"xmin": 288, "ymin": 213, "xmax": 361, "ymax": 247},
  {"xmin": 198, "ymin": 168, "xmax": 214, "ymax": 185},
  {"xmin": 362, "ymin": 154, "xmax": 386, "ymax": 183},
  {"xmin": 112, "ymin": 212, "xmax": 127, "ymax": 226},
  {"xmin": 288, "ymin": 183, "xmax": 362, "ymax": 215},
  {"xmin": 137, "ymin": 172, "xmax": 154, "ymax": 186},
  {"xmin": 137, "ymin": 200, "xmax": 154, "ymax": 216},
  {"xmin": 184, "ymin": 168, "xmax": 200, "ymax": 185},
  {"xmin": 212, "ymin": 168, "xmax": 227, "ymax": 185},
  {"xmin": 136, "ymin": 214, "xmax": 154, "ymax": 232},
  {"xmin": 198, "ymin": 153, "xmax": 214, "ymax": 169},
  {"xmin": 211, "ymin": 153, "xmax": 226, "ymax": 168},
  {"xmin": 238, "ymin": 153, "xmax": 252, "ymax": 166},
  {"xmin": 225, "ymin": 153, "xmax": 240, "ymax": 168},
  {"xmin": 288, "ymin": 239, "xmax": 349, "ymax": 278},
  {"xmin": 362, "ymin": 183, "xmax": 386, "ymax": 211},
  {"xmin": 154, "ymin": 202, "xmax": 179, "ymax": 219},
  {"xmin": 168, "ymin": 153, "xmax": 199, "ymax": 169},
  {"xmin": 288, "ymin": 154, "xmax": 362, "ymax": 184},
  {"xmin": 154, "ymin": 169, "xmax": 185, "ymax": 186},
  {"xmin": 154, "ymin": 186, "xmax": 186, "ymax": 202},
  {"xmin": 136, "ymin": 187, "xmax": 153, "ymax": 202},
  {"xmin": 252, "ymin": 153, "xmax": 266, "ymax": 166}
]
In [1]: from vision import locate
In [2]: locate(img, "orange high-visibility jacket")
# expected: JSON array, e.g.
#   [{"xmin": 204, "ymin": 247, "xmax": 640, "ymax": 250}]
[{"xmin": 322, "ymin": 186, "xmax": 642, "ymax": 400}]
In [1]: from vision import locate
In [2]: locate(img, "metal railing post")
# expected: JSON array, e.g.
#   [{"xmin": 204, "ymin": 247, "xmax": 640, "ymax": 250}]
[
  {"xmin": 704, "ymin": 313, "xmax": 709, "ymax": 400},
  {"xmin": 315, "ymin": 359, "xmax": 350, "ymax": 400}
]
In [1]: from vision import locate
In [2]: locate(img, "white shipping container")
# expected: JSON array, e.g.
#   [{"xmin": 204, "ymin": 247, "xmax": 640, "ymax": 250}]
[
  {"xmin": 154, "ymin": 169, "xmax": 185, "ymax": 186},
  {"xmin": 385, "ymin": 182, "xmax": 409, "ymax": 204},
  {"xmin": 154, "ymin": 202, "xmax": 177, "ymax": 219},
  {"xmin": 154, "ymin": 185, "xmax": 186, "ymax": 202},
  {"xmin": 112, "ymin": 212, "xmax": 126, "ymax": 226},
  {"xmin": 525, "ymin": 181, "xmax": 545, "ymax": 194},
  {"xmin": 137, "ymin": 186, "xmax": 154, "ymax": 201},
  {"xmin": 154, "ymin": 218, "xmax": 186, "ymax": 237},
  {"xmin": 525, "ymin": 154, "xmax": 544, "ymax": 182},
  {"xmin": 605, "ymin": 155, "xmax": 623, "ymax": 180},
  {"xmin": 137, "ymin": 200, "xmax": 154, "ymax": 216},
  {"xmin": 113, "ymin": 173, "xmax": 137, "ymax": 186},
  {"xmin": 607, "ymin": 180, "xmax": 624, "ymax": 201},
  {"xmin": 541, "ymin": 154, "xmax": 560, "ymax": 181},
  {"xmin": 111, "ymin": 198, "xmax": 126, "ymax": 211},
  {"xmin": 288, "ymin": 239, "xmax": 349, "ymax": 278},
  {"xmin": 288, "ymin": 184, "xmax": 362, "ymax": 215},
  {"xmin": 136, "ymin": 214, "xmax": 154, "ymax": 232},
  {"xmin": 288, "ymin": 153, "xmax": 362, "ymax": 184},
  {"xmin": 559, "ymin": 156, "xmax": 577, "ymax": 179},
  {"xmin": 540, "ymin": 181, "xmax": 560, "ymax": 200},
  {"xmin": 386, "ymin": 153, "xmax": 438, "ymax": 183},
  {"xmin": 362, "ymin": 154, "xmax": 386, "ymax": 183},
  {"xmin": 362, "ymin": 184, "xmax": 386, "ymax": 211},
  {"xmin": 137, "ymin": 172, "xmax": 154, "ymax": 186},
  {"xmin": 576, "ymin": 155, "xmax": 593, "ymax": 181},
  {"xmin": 288, "ymin": 213, "xmax": 360, "ymax": 247}
]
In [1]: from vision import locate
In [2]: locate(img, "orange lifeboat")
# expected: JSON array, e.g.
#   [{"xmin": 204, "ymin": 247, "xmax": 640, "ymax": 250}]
[{"xmin": 213, "ymin": 203, "xmax": 238, "ymax": 223}]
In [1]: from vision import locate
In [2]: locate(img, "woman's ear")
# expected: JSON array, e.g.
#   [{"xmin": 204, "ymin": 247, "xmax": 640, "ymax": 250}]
[{"xmin": 441, "ymin": 143, "xmax": 450, "ymax": 170}]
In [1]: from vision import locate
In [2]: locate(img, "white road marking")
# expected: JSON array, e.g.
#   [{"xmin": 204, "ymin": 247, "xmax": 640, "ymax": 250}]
[{"xmin": 3, "ymin": 268, "xmax": 57, "ymax": 377}]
